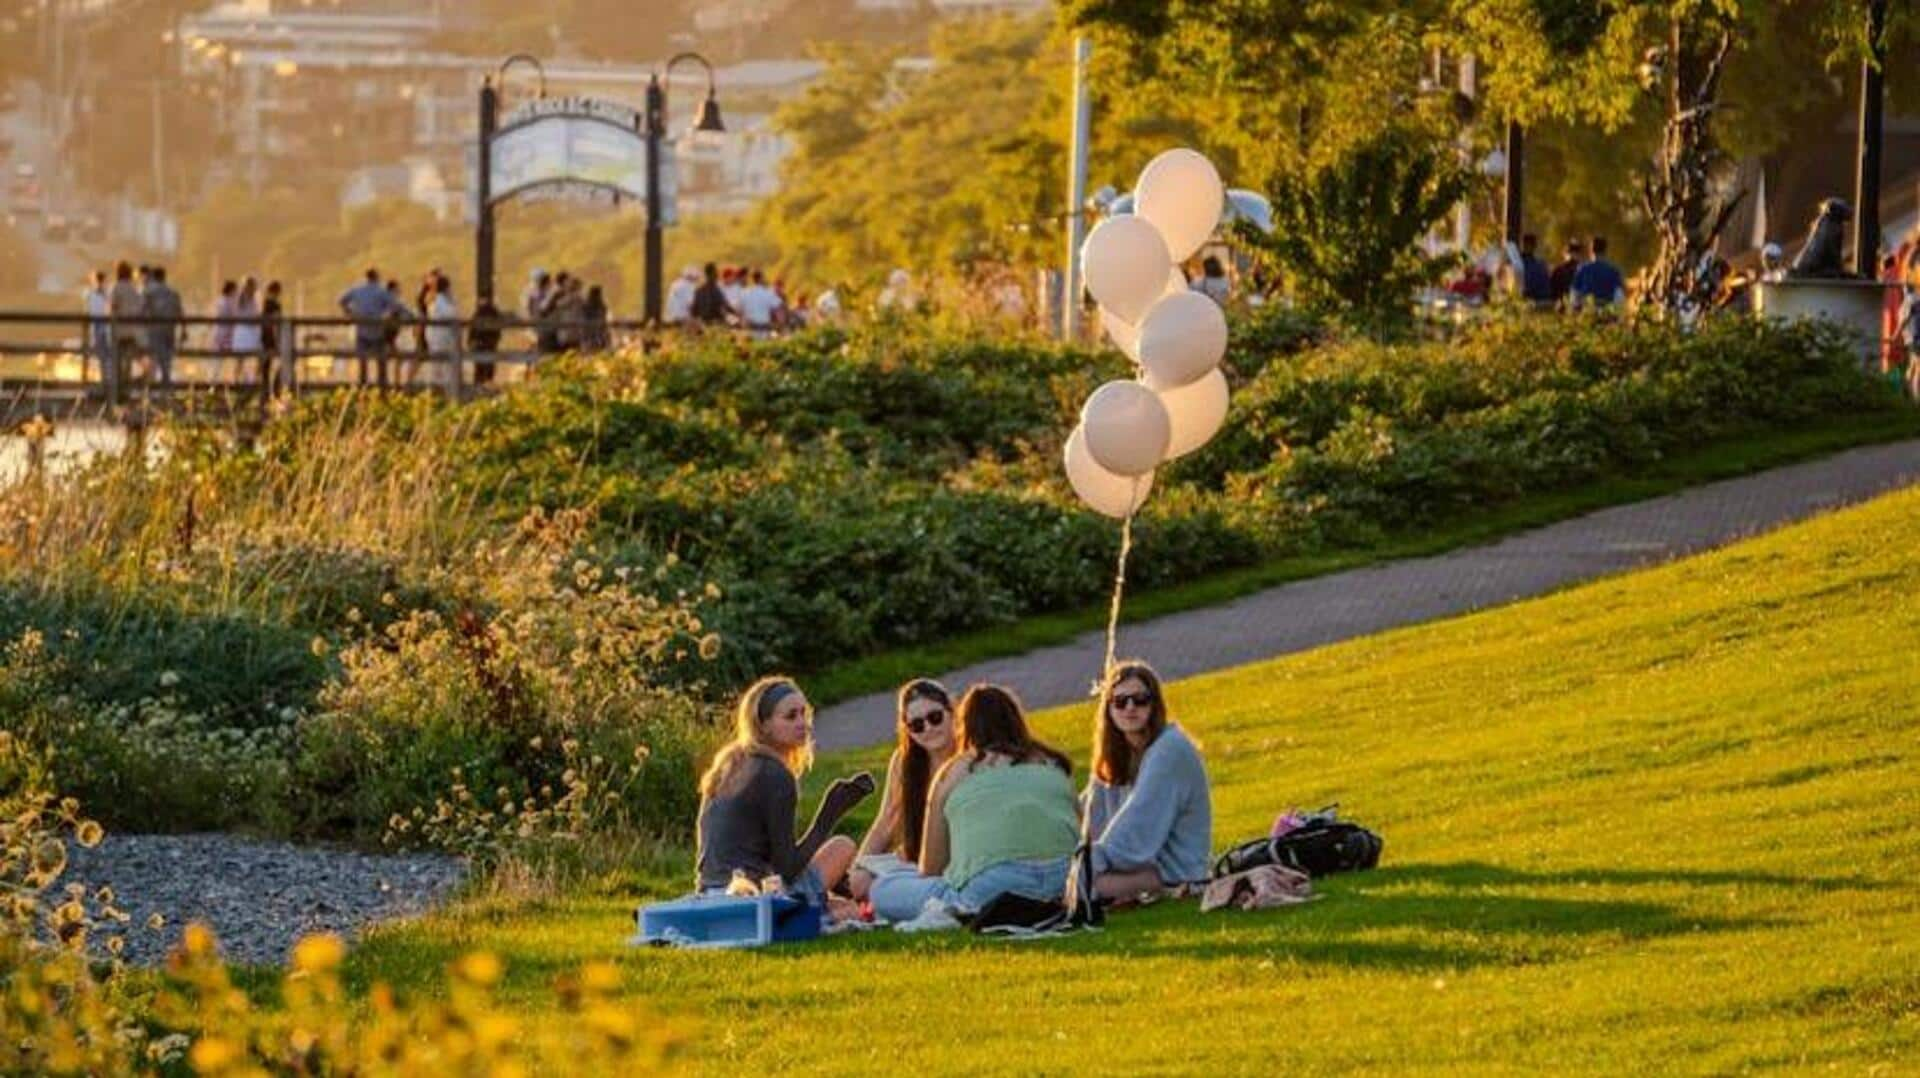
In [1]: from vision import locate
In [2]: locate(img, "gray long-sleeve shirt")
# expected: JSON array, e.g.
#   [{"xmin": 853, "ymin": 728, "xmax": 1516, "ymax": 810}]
[
  {"xmin": 1082, "ymin": 723, "xmax": 1213, "ymax": 885},
  {"xmin": 695, "ymin": 752, "xmax": 838, "ymax": 892}
]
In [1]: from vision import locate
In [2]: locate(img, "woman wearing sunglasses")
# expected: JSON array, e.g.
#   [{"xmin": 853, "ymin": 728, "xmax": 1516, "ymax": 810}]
[
  {"xmin": 695, "ymin": 675, "xmax": 875, "ymax": 906},
  {"xmin": 1083, "ymin": 661, "xmax": 1213, "ymax": 904},
  {"xmin": 846, "ymin": 679, "xmax": 960, "ymax": 901},
  {"xmin": 868, "ymin": 684, "xmax": 1079, "ymax": 922}
]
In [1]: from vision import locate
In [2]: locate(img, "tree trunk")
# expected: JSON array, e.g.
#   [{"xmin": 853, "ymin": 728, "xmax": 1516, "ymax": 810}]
[{"xmin": 1636, "ymin": 17, "xmax": 1743, "ymax": 311}]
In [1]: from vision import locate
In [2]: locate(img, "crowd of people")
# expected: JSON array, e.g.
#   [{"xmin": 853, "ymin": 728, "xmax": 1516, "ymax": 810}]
[
  {"xmin": 693, "ymin": 660, "xmax": 1213, "ymax": 927},
  {"xmin": 1443, "ymin": 232, "xmax": 1631, "ymax": 310},
  {"xmin": 664, "ymin": 262, "xmax": 834, "ymax": 336},
  {"xmin": 80, "ymin": 262, "xmax": 196, "ymax": 399}
]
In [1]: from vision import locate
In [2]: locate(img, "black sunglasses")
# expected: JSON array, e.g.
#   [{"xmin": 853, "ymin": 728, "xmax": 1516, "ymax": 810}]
[
  {"xmin": 1110, "ymin": 691, "xmax": 1155, "ymax": 711},
  {"xmin": 904, "ymin": 708, "xmax": 947, "ymax": 735}
]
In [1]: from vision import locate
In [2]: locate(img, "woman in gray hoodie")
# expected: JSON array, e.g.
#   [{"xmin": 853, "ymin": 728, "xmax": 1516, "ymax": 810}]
[{"xmin": 1082, "ymin": 660, "xmax": 1213, "ymax": 904}]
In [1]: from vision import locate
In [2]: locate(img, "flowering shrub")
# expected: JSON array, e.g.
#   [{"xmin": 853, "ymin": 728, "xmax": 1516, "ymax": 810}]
[
  {"xmin": 0, "ymin": 751, "xmax": 684, "ymax": 1074},
  {"xmin": 297, "ymin": 508, "xmax": 716, "ymax": 845}
]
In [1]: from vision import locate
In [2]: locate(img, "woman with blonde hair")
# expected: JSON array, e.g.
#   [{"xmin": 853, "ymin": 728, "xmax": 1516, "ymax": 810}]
[
  {"xmin": 1082, "ymin": 660, "xmax": 1212, "ymax": 904},
  {"xmin": 694, "ymin": 676, "xmax": 874, "ymax": 904}
]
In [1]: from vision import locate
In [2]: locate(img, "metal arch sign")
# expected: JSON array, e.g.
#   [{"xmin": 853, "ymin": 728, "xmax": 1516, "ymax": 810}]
[
  {"xmin": 501, "ymin": 95, "xmax": 641, "ymax": 132},
  {"xmin": 487, "ymin": 97, "xmax": 657, "ymax": 209}
]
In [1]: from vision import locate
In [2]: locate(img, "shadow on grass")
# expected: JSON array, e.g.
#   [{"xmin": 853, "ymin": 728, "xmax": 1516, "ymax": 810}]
[
  {"xmin": 1365, "ymin": 860, "xmax": 1893, "ymax": 894},
  {"xmin": 349, "ymin": 858, "xmax": 1869, "ymax": 993}
]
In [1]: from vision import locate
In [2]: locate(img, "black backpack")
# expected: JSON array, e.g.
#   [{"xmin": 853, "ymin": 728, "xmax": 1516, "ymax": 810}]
[{"xmin": 1213, "ymin": 813, "xmax": 1383, "ymax": 880}]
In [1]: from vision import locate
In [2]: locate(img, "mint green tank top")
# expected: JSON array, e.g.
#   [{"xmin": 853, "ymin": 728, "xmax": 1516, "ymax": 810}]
[{"xmin": 942, "ymin": 761, "xmax": 1079, "ymax": 888}]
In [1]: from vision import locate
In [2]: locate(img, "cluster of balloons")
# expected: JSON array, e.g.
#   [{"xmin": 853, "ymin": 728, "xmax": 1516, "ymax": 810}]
[{"xmin": 1065, "ymin": 149, "xmax": 1233, "ymax": 519}]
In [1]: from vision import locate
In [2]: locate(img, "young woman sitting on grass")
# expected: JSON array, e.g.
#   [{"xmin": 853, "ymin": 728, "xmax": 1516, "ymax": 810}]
[
  {"xmin": 694, "ymin": 676, "xmax": 874, "ymax": 906},
  {"xmin": 868, "ymin": 684, "xmax": 1079, "ymax": 922},
  {"xmin": 1082, "ymin": 661, "xmax": 1213, "ymax": 904},
  {"xmin": 846, "ymin": 678, "xmax": 960, "ymax": 901}
]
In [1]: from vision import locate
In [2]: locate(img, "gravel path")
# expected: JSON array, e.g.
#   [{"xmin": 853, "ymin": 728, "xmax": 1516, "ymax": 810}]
[
  {"xmin": 815, "ymin": 437, "xmax": 1920, "ymax": 751},
  {"xmin": 66, "ymin": 834, "xmax": 466, "ymax": 968}
]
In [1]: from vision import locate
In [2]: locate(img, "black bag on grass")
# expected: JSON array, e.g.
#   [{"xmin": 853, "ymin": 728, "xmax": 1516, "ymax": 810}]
[
  {"xmin": 1063, "ymin": 839, "xmax": 1105, "ymax": 929},
  {"xmin": 1213, "ymin": 812, "xmax": 1383, "ymax": 880}
]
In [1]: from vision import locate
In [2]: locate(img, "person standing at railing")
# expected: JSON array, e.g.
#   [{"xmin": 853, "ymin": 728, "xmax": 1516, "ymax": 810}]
[
  {"xmin": 339, "ymin": 267, "xmax": 396, "ymax": 388},
  {"xmin": 232, "ymin": 278, "xmax": 263, "ymax": 386},
  {"xmin": 107, "ymin": 262, "xmax": 144, "ymax": 403},
  {"xmin": 535, "ymin": 272, "xmax": 567, "ymax": 354},
  {"xmin": 665, "ymin": 265, "xmax": 699, "ymax": 326},
  {"xmin": 381, "ymin": 279, "xmax": 408, "ymax": 388},
  {"xmin": 690, "ymin": 262, "xmax": 733, "ymax": 329},
  {"xmin": 739, "ymin": 270, "xmax": 781, "ymax": 338},
  {"xmin": 260, "ymin": 280, "xmax": 284, "ymax": 390},
  {"xmin": 82, "ymin": 271, "xmax": 109, "ymax": 382},
  {"xmin": 582, "ymin": 284, "xmax": 611, "ymax": 352},
  {"xmin": 468, "ymin": 295, "xmax": 503, "ymax": 386},
  {"xmin": 552, "ymin": 276, "xmax": 585, "ymax": 353},
  {"xmin": 426, "ymin": 275, "xmax": 460, "ymax": 364},
  {"xmin": 523, "ymin": 269, "xmax": 551, "ymax": 347},
  {"xmin": 143, "ymin": 267, "xmax": 184, "ymax": 389},
  {"xmin": 212, "ymin": 281, "xmax": 238, "ymax": 356}
]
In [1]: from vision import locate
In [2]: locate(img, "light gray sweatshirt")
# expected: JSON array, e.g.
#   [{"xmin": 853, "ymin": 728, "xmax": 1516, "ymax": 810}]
[{"xmin": 1082, "ymin": 723, "xmax": 1213, "ymax": 885}]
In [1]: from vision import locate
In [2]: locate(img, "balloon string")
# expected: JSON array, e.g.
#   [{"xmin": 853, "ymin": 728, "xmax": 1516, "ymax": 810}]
[{"xmin": 1098, "ymin": 497, "xmax": 1136, "ymax": 694}]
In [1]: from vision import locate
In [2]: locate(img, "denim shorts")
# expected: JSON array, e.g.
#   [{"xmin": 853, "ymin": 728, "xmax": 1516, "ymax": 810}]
[
  {"xmin": 869, "ymin": 857, "xmax": 1069, "ymax": 924},
  {"xmin": 699, "ymin": 864, "xmax": 828, "ymax": 906}
]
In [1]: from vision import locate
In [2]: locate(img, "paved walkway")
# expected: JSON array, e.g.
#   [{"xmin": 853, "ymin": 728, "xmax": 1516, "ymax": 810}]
[{"xmin": 815, "ymin": 438, "xmax": 1920, "ymax": 751}]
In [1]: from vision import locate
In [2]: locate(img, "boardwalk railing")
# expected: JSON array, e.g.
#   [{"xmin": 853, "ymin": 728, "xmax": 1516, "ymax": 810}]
[{"xmin": 0, "ymin": 309, "xmax": 656, "ymax": 422}]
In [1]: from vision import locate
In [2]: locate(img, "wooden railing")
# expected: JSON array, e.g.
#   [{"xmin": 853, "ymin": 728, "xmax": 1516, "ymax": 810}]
[{"xmin": 0, "ymin": 310, "xmax": 658, "ymax": 421}]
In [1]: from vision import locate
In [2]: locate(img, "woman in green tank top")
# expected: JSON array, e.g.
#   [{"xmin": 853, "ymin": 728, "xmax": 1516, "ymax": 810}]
[{"xmin": 868, "ymin": 684, "xmax": 1078, "ymax": 922}]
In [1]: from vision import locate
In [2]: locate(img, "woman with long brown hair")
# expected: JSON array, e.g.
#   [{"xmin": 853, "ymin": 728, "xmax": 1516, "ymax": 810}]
[
  {"xmin": 867, "ymin": 684, "xmax": 1078, "ymax": 923},
  {"xmin": 1083, "ymin": 661, "xmax": 1212, "ymax": 903},
  {"xmin": 694, "ymin": 676, "xmax": 874, "ymax": 905},
  {"xmin": 846, "ymin": 679, "xmax": 959, "ymax": 901}
]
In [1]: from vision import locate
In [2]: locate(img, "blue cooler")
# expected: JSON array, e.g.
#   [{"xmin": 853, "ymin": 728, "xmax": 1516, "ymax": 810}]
[{"xmin": 633, "ymin": 892, "xmax": 823, "ymax": 949}]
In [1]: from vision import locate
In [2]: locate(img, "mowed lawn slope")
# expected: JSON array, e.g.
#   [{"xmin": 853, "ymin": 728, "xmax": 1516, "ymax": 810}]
[{"xmin": 354, "ymin": 485, "xmax": 1920, "ymax": 1075}]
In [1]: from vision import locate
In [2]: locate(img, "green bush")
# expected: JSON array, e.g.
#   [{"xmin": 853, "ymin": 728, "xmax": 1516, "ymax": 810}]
[{"xmin": 0, "ymin": 312, "xmax": 1903, "ymax": 842}]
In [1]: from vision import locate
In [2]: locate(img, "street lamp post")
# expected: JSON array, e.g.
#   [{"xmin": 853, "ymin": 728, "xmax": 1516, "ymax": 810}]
[
  {"xmin": 476, "ymin": 54, "xmax": 545, "ymax": 306},
  {"xmin": 644, "ymin": 53, "xmax": 725, "ymax": 325}
]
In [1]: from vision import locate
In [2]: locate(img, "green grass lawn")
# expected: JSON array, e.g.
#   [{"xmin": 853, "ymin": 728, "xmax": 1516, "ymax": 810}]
[{"xmin": 349, "ymin": 480, "xmax": 1920, "ymax": 1074}]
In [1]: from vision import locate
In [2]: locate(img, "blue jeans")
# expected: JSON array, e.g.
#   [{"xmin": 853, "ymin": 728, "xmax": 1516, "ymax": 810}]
[
  {"xmin": 699, "ymin": 864, "xmax": 828, "ymax": 906},
  {"xmin": 869, "ymin": 857, "xmax": 1069, "ymax": 923}
]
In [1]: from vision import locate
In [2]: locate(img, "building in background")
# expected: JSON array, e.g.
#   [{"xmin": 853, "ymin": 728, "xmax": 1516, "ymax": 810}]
[{"xmin": 174, "ymin": 1, "xmax": 820, "ymax": 220}]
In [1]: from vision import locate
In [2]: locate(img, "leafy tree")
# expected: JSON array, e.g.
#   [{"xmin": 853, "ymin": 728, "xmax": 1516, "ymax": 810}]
[
  {"xmin": 1241, "ymin": 128, "xmax": 1472, "ymax": 323},
  {"xmin": 758, "ymin": 15, "xmax": 1070, "ymax": 289}
]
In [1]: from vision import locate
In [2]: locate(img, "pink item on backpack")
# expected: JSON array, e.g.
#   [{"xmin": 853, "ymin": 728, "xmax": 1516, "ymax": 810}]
[{"xmin": 1271, "ymin": 810, "xmax": 1306, "ymax": 839}]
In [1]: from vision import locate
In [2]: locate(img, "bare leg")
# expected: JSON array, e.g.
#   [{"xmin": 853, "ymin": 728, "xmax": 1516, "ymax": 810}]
[
  {"xmin": 1094, "ymin": 867, "xmax": 1167, "ymax": 904},
  {"xmin": 810, "ymin": 835, "xmax": 857, "ymax": 894}
]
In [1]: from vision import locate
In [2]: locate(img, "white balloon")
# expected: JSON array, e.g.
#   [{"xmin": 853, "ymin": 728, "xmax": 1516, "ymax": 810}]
[
  {"xmin": 1101, "ymin": 307, "xmax": 1140, "ymax": 361},
  {"xmin": 1145, "ymin": 367, "xmax": 1230, "ymax": 460},
  {"xmin": 1099, "ymin": 271, "xmax": 1186, "ymax": 361},
  {"xmin": 1065, "ymin": 425, "xmax": 1154, "ymax": 519},
  {"xmin": 1135, "ymin": 149, "xmax": 1225, "ymax": 263},
  {"xmin": 1081, "ymin": 380, "xmax": 1171, "ymax": 477},
  {"xmin": 1137, "ymin": 291, "xmax": 1228, "ymax": 389},
  {"xmin": 1082, "ymin": 216, "xmax": 1173, "ymax": 324}
]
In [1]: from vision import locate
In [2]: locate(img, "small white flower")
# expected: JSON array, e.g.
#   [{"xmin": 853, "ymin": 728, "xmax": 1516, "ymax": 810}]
[{"xmin": 157, "ymin": 670, "xmax": 181, "ymax": 689}]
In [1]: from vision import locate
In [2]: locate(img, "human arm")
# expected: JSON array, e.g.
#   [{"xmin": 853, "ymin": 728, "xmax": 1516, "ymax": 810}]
[
  {"xmin": 1088, "ymin": 735, "xmax": 1204, "ymax": 876},
  {"xmin": 758, "ymin": 761, "xmax": 874, "ymax": 884},
  {"xmin": 916, "ymin": 756, "xmax": 972, "ymax": 877},
  {"xmin": 857, "ymin": 750, "xmax": 906, "ymax": 858}
]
